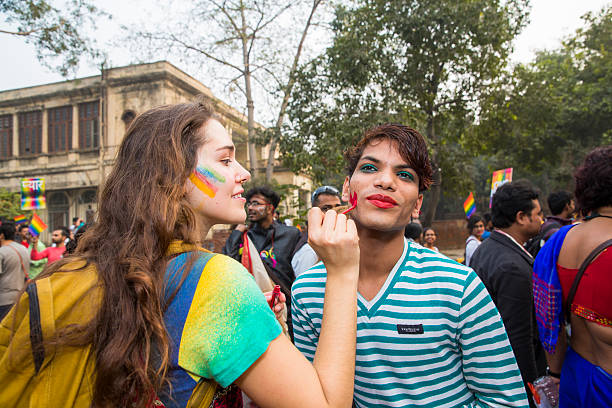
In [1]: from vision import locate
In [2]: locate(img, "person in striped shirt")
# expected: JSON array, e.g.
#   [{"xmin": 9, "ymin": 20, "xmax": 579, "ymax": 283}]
[{"xmin": 291, "ymin": 123, "xmax": 529, "ymax": 408}]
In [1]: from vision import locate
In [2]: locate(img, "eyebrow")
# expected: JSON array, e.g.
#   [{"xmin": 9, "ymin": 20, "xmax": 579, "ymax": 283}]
[
  {"xmin": 216, "ymin": 145, "xmax": 235, "ymax": 152},
  {"xmin": 360, "ymin": 155, "xmax": 412, "ymax": 170}
]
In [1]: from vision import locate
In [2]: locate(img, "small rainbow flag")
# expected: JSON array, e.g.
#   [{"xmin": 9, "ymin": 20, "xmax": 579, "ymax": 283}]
[
  {"xmin": 489, "ymin": 167, "xmax": 513, "ymax": 207},
  {"xmin": 29, "ymin": 214, "xmax": 47, "ymax": 236},
  {"xmin": 463, "ymin": 192, "xmax": 476, "ymax": 219},
  {"xmin": 14, "ymin": 215, "xmax": 28, "ymax": 224}
]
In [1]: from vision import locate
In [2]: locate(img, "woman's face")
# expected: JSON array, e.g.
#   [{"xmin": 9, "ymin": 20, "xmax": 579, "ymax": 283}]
[
  {"xmin": 472, "ymin": 221, "xmax": 485, "ymax": 239},
  {"xmin": 185, "ymin": 119, "xmax": 251, "ymax": 227},
  {"xmin": 424, "ymin": 229, "xmax": 436, "ymax": 245}
]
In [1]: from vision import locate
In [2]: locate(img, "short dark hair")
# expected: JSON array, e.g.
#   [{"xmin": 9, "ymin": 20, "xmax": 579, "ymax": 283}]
[
  {"xmin": 404, "ymin": 222, "xmax": 423, "ymax": 240},
  {"xmin": 72, "ymin": 217, "xmax": 80, "ymax": 223},
  {"xmin": 344, "ymin": 124, "xmax": 433, "ymax": 192},
  {"xmin": 312, "ymin": 185, "xmax": 340, "ymax": 207},
  {"xmin": 547, "ymin": 191, "xmax": 573, "ymax": 216},
  {"xmin": 483, "ymin": 212, "xmax": 492, "ymax": 224},
  {"xmin": 467, "ymin": 214, "xmax": 483, "ymax": 234},
  {"xmin": 17, "ymin": 223, "xmax": 29, "ymax": 233},
  {"xmin": 491, "ymin": 181, "xmax": 540, "ymax": 228},
  {"xmin": 245, "ymin": 186, "xmax": 281, "ymax": 209},
  {"xmin": 55, "ymin": 226, "xmax": 70, "ymax": 238},
  {"xmin": 0, "ymin": 222, "xmax": 16, "ymax": 241},
  {"xmin": 574, "ymin": 146, "xmax": 612, "ymax": 217}
]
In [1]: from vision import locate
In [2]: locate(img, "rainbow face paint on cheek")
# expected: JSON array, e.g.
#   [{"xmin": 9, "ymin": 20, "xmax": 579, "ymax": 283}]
[{"xmin": 189, "ymin": 166, "xmax": 226, "ymax": 198}]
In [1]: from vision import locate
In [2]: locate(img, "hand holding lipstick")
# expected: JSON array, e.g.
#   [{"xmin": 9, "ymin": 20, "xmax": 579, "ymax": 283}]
[
  {"xmin": 264, "ymin": 286, "xmax": 286, "ymax": 318},
  {"xmin": 307, "ymin": 207, "xmax": 360, "ymax": 277}
]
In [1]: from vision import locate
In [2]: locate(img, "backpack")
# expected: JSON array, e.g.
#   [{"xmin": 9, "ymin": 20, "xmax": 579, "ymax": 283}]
[
  {"xmin": 0, "ymin": 250, "xmax": 218, "ymax": 408},
  {"xmin": 526, "ymin": 221, "xmax": 561, "ymax": 258}
]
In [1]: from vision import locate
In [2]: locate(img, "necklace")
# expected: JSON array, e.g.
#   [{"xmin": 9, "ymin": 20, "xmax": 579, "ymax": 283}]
[{"xmin": 583, "ymin": 213, "xmax": 612, "ymax": 221}]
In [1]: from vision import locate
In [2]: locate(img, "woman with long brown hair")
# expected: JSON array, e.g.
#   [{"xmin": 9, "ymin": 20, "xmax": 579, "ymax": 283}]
[{"xmin": 0, "ymin": 98, "xmax": 360, "ymax": 408}]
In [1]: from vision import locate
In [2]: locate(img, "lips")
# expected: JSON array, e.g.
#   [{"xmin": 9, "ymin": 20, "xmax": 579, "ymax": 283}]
[{"xmin": 366, "ymin": 194, "xmax": 398, "ymax": 209}]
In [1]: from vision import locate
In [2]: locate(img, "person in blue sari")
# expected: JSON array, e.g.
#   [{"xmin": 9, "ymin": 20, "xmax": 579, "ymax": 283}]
[{"xmin": 533, "ymin": 145, "xmax": 612, "ymax": 408}]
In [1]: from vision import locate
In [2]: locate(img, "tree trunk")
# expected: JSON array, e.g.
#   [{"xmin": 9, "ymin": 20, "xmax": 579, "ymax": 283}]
[
  {"xmin": 422, "ymin": 164, "xmax": 441, "ymax": 227},
  {"xmin": 422, "ymin": 114, "xmax": 441, "ymax": 227},
  {"xmin": 265, "ymin": 0, "xmax": 321, "ymax": 183},
  {"xmin": 241, "ymin": 4, "xmax": 258, "ymax": 178}
]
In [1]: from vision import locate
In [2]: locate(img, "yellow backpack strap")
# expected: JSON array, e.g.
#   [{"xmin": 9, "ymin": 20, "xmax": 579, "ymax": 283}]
[
  {"xmin": 185, "ymin": 378, "xmax": 217, "ymax": 408},
  {"xmin": 166, "ymin": 240, "xmax": 210, "ymax": 258}
]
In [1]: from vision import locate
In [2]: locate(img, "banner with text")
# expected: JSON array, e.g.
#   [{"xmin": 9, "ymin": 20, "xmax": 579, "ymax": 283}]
[{"xmin": 21, "ymin": 178, "xmax": 46, "ymax": 210}]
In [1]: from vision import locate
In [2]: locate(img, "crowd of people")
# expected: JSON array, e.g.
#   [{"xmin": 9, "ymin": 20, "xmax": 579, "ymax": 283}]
[{"xmin": 0, "ymin": 97, "xmax": 610, "ymax": 408}]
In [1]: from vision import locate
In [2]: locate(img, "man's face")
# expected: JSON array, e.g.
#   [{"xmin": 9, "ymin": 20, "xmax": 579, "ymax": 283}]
[
  {"xmin": 522, "ymin": 199, "xmax": 543, "ymax": 238},
  {"xmin": 246, "ymin": 193, "xmax": 274, "ymax": 224},
  {"xmin": 342, "ymin": 138, "xmax": 423, "ymax": 232},
  {"xmin": 315, "ymin": 194, "xmax": 342, "ymax": 212},
  {"xmin": 566, "ymin": 200, "xmax": 576, "ymax": 217},
  {"xmin": 51, "ymin": 230, "xmax": 64, "ymax": 244}
]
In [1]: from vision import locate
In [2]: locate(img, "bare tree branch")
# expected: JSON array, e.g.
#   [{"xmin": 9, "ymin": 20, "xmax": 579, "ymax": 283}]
[
  {"xmin": 167, "ymin": 33, "xmax": 245, "ymax": 73},
  {"xmin": 265, "ymin": 0, "xmax": 323, "ymax": 180}
]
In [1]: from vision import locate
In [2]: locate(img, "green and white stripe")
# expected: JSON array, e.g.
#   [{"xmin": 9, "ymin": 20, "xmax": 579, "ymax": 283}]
[{"xmin": 291, "ymin": 239, "xmax": 528, "ymax": 408}]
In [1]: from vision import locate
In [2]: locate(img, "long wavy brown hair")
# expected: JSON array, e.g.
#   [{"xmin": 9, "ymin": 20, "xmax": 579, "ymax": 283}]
[{"xmin": 39, "ymin": 98, "xmax": 218, "ymax": 407}]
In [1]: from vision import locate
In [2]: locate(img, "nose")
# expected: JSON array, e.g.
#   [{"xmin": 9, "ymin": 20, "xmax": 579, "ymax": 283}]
[
  {"xmin": 374, "ymin": 168, "xmax": 395, "ymax": 191},
  {"xmin": 235, "ymin": 163, "xmax": 251, "ymax": 184}
]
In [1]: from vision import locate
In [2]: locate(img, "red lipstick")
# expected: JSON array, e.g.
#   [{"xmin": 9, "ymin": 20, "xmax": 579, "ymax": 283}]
[{"xmin": 366, "ymin": 194, "xmax": 397, "ymax": 209}]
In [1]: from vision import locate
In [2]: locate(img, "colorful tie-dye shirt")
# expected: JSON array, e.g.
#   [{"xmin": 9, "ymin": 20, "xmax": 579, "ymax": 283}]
[{"xmin": 161, "ymin": 242, "xmax": 281, "ymax": 407}]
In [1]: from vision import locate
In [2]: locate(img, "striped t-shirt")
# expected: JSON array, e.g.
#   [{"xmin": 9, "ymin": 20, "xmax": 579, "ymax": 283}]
[{"xmin": 291, "ymin": 238, "xmax": 529, "ymax": 407}]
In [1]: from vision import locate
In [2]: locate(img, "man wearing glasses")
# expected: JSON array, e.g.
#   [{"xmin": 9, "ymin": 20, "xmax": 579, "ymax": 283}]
[
  {"xmin": 223, "ymin": 186, "xmax": 304, "ymax": 335},
  {"xmin": 291, "ymin": 186, "xmax": 343, "ymax": 277}
]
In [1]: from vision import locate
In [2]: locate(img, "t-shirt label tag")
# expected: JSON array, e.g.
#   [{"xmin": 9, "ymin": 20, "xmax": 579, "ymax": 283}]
[{"xmin": 397, "ymin": 324, "xmax": 424, "ymax": 334}]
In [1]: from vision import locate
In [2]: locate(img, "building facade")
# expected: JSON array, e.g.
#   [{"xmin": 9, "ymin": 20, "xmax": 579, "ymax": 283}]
[{"xmin": 0, "ymin": 61, "xmax": 311, "ymax": 243}]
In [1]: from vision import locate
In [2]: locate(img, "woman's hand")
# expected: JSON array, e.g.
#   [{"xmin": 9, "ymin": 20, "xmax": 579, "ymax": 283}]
[
  {"xmin": 307, "ymin": 208, "xmax": 360, "ymax": 276},
  {"xmin": 263, "ymin": 290, "xmax": 286, "ymax": 319}
]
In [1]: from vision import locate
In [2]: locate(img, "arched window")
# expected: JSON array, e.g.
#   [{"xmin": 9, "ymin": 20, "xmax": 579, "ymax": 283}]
[
  {"xmin": 48, "ymin": 191, "xmax": 70, "ymax": 231},
  {"xmin": 78, "ymin": 189, "xmax": 97, "ymax": 204}
]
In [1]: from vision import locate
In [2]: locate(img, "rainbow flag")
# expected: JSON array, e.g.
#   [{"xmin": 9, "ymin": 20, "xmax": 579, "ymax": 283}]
[
  {"xmin": 14, "ymin": 215, "xmax": 28, "ymax": 224},
  {"xmin": 489, "ymin": 167, "xmax": 513, "ymax": 207},
  {"xmin": 29, "ymin": 214, "xmax": 47, "ymax": 236},
  {"xmin": 463, "ymin": 192, "xmax": 476, "ymax": 219}
]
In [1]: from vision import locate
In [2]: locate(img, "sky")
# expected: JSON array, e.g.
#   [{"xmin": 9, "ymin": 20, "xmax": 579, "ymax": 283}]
[{"xmin": 1, "ymin": 0, "xmax": 610, "ymax": 94}]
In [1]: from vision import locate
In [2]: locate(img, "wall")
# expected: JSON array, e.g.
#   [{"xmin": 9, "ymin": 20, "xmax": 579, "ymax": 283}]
[{"xmin": 431, "ymin": 219, "xmax": 468, "ymax": 251}]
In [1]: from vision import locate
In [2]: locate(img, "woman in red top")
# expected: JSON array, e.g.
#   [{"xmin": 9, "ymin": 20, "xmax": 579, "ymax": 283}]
[{"xmin": 549, "ymin": 146, "xmax": 612, "ymax": 407}]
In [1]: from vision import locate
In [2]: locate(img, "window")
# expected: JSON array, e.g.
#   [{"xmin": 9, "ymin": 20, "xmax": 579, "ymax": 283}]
[
  {"xmin": 79, "ymin": 101, "xmax": 99, "ymax": 149},
  {"xmin": 48, "ymin": 191, "xmax": 69, "ymax": 231},
  {"xmin": 48, "ymin": 106, "xmax": 72, "ymax": 152},
  {"xmin": 78, "ymin": 189, "xmax": 97, "ymax": 204},
  {"xmin": 0, "ymin": 114, "xmax": 12, "ymax": 159},
  {"xmin": 19, "ymin": 111, "xmax": 42, "ymax": 155}
]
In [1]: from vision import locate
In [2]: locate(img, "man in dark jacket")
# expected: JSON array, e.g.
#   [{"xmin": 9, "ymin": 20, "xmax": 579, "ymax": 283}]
[
  {"xmin": 541, "ymin": 191, "xmax": 574, "ymax": 240},
  {"xmin": 470, "ymin": 181, "xmax": 546, "ymax": 408},
  {"xmin": 223, "ymin": 185, "xmax": 303, "ymax": 335}
]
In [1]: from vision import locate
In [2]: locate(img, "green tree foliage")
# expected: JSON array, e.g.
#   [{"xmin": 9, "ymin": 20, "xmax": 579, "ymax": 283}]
[
  {"xmin": 0, "ymin": 0, "xmax": 103, "ymax": 76},
  {"xmin": 283, "ymin": 0, "xmax": 529, "ymax": 225},
  {"xmin": 0, "ymin": 188, "xmax": 28, "ymax": 220},
  {"xmin": 475, "ymin": 6, "xmax": 612, "ymax": 192}
]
